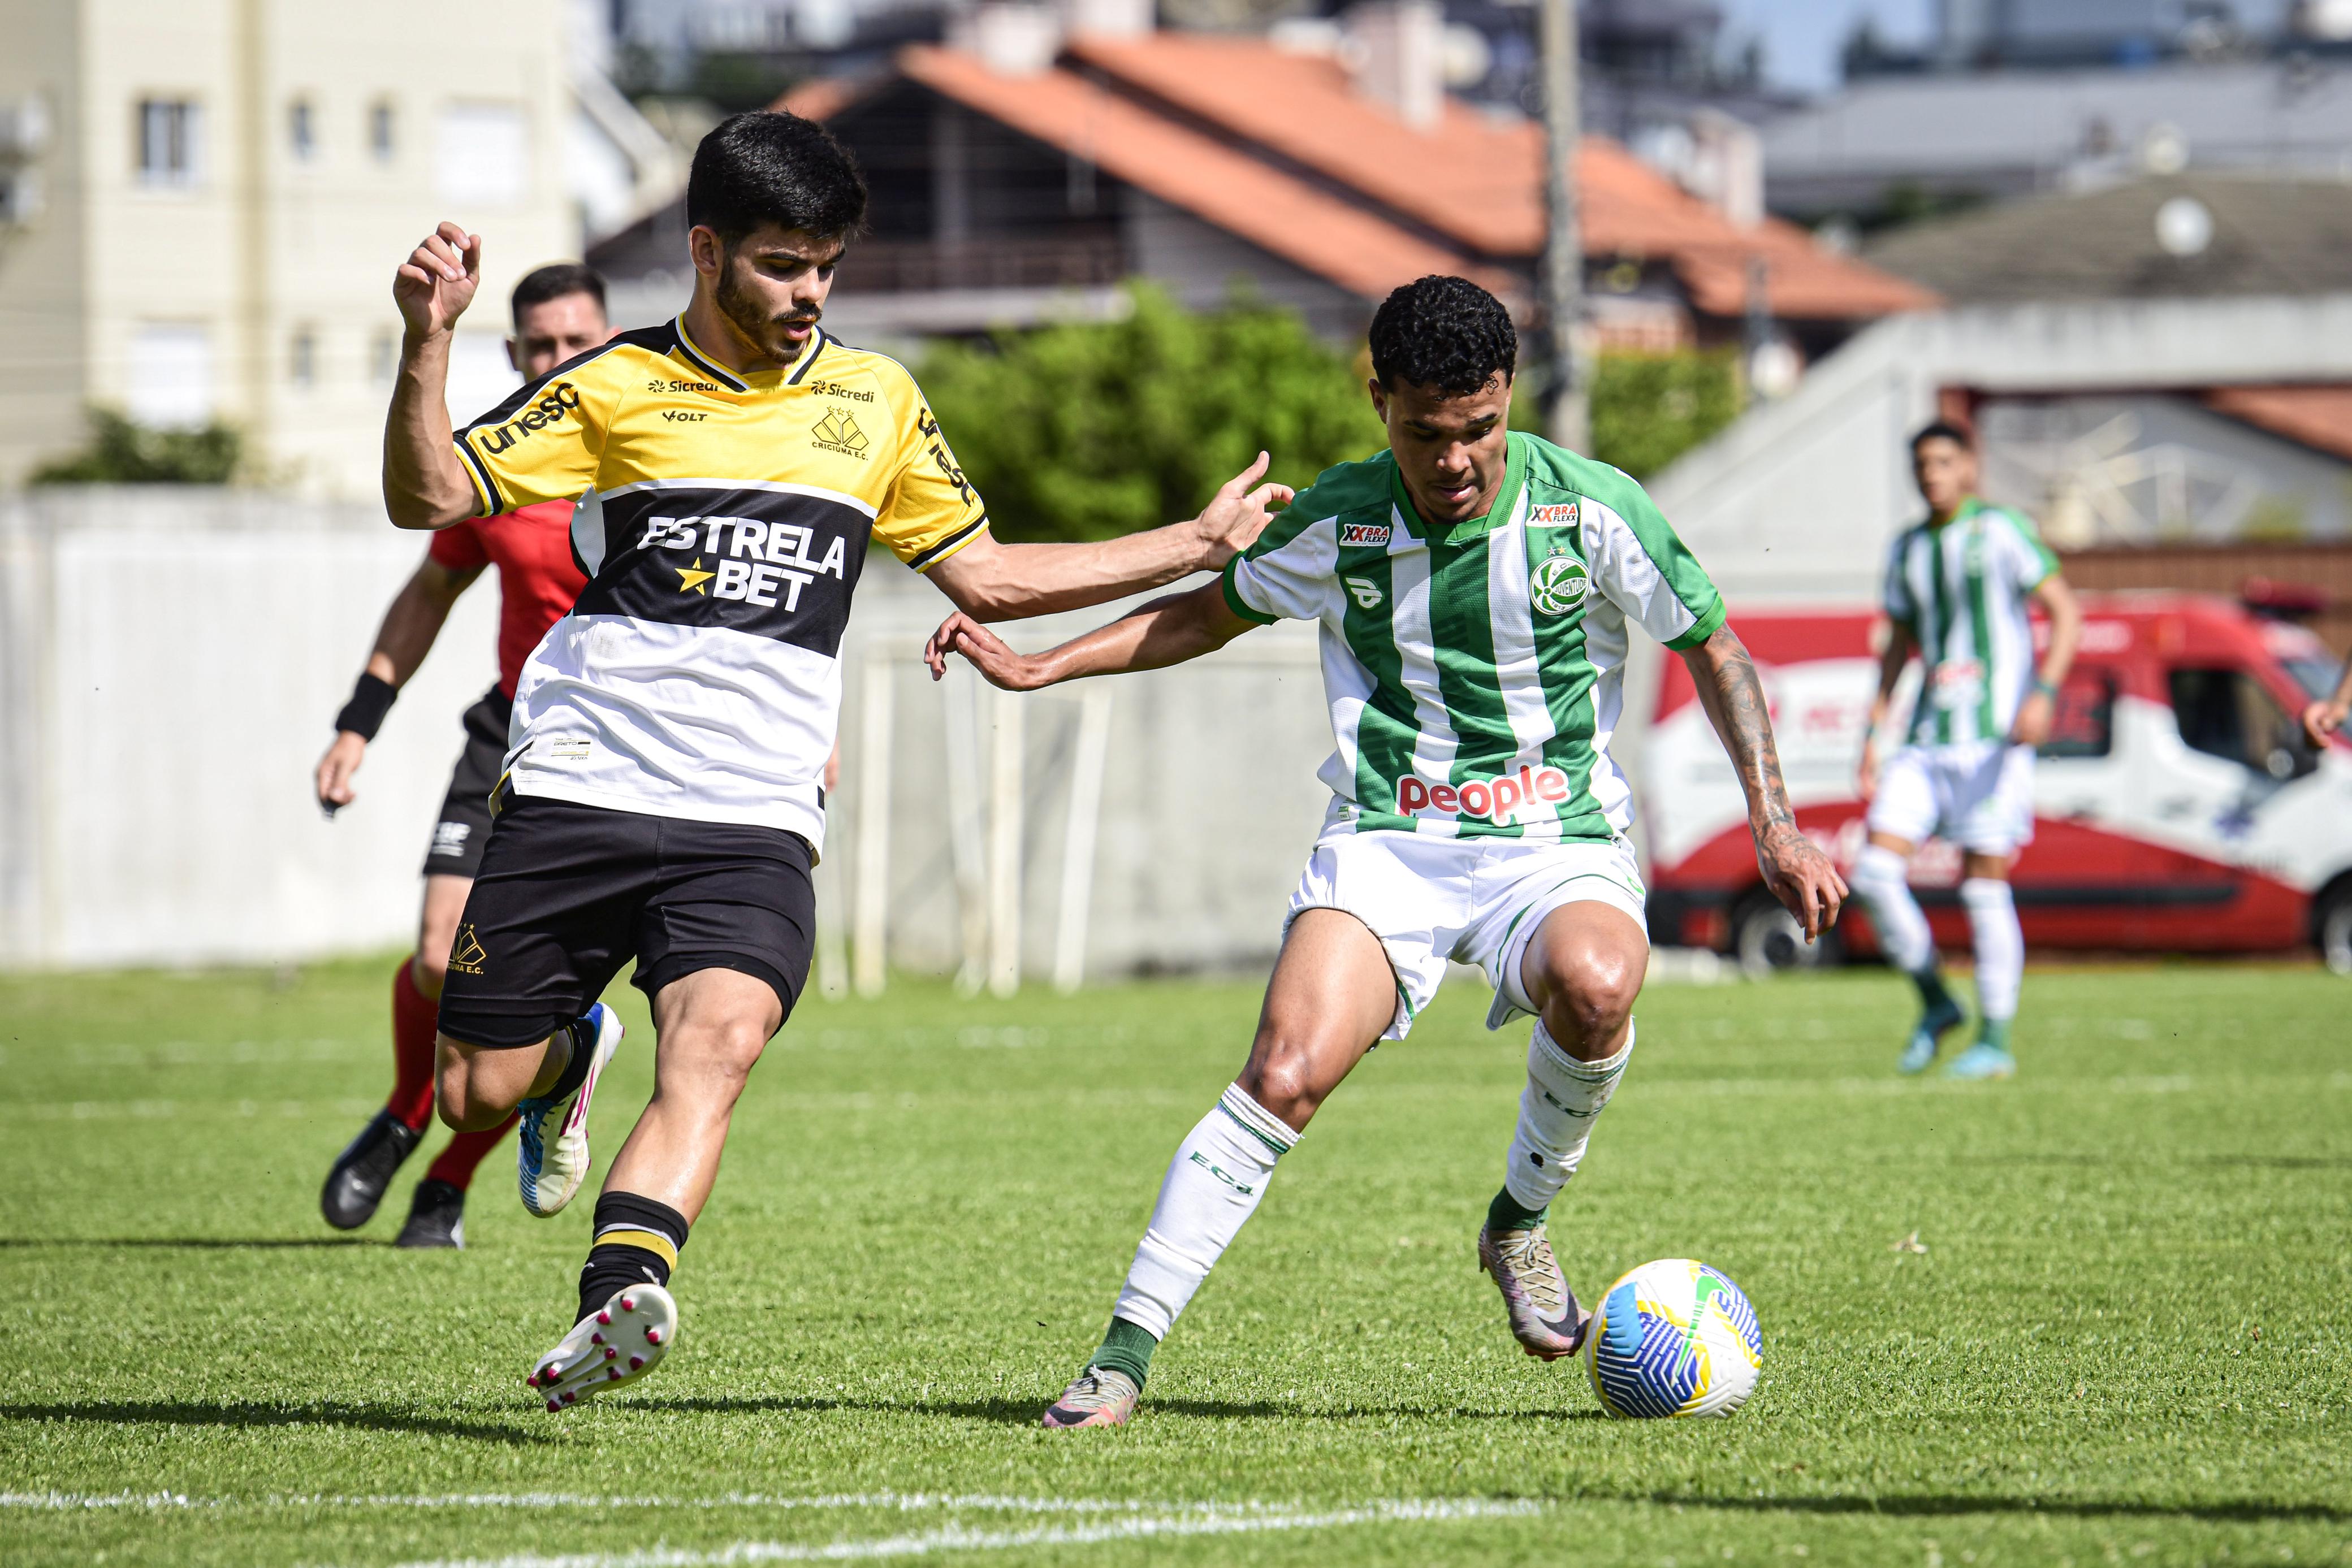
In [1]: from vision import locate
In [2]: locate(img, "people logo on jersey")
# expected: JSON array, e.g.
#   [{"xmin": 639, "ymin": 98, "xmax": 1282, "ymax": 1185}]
[
  {"xmin": 1882, "ymin": 496, "xmax": 2059, "ymax": 747},
  {"xmin": 1221, "ymin": 430, "xmax": 1726, "ymax": 844},
  {"xmin": 452, "ymin": 317, "xmax": 984, "ymax": 851}
]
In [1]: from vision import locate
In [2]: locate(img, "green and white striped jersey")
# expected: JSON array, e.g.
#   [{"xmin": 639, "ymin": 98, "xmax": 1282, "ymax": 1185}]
[
  {"xmin": 1220, "ymin": 431, "xmax": 1725, "ymax": 843},
  {"xmin": 1882, "ymin": 497, "xmax": 2060, "ymax": 747}
]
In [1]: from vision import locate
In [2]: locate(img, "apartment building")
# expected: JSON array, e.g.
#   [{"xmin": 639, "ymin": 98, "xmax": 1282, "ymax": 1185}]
[{"xmin": 0, "ymin": 0, "xmax": 581, "ymax": 496}]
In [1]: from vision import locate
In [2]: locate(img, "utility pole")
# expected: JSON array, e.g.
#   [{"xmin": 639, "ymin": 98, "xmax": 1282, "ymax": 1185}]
[{"xmin": 1539, "ymin": 0, "xmax": 1586, "ymax": 452}]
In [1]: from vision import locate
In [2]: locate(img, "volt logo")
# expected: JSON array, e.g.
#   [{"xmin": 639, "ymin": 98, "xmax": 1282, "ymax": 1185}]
[{"xmin": 1344, "ymin": 575, "xmax": 1383, "ymax": 610}]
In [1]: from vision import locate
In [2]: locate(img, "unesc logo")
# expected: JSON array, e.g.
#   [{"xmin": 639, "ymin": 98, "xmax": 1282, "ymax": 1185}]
[
  {"xmin": 475, "ymin": 382, "xmax": 581, "ymax": 455},
  {"xmin": 812, "ymin": 408, "xmax": 870, "ymax": 458},
  {"xmin": 1529, "ymin": 555, "xmax": 1590, "ymax": 617}
]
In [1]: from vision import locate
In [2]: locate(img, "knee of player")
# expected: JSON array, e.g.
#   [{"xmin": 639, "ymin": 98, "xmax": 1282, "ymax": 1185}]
[
  {"xmin": 669, "ymin": 1017, "xmax": 772, "ymax": 1088},
  {"xmin": 410, "ymin": 954, "xmax": 450, "ymax": 1000},
  {"xmin": 1536, "ymin": 946, "xmax": 1642, "ymax": 1039},
  {"xmin": 1236, "ymin": 1039, "xmax": 1322, "ymax": 1126}
]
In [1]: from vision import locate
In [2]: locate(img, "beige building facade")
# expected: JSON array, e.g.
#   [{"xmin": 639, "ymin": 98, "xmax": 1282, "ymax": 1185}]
[{"xmin": 0, "ymin": 0, "xmax": 581, "ymax": 496}]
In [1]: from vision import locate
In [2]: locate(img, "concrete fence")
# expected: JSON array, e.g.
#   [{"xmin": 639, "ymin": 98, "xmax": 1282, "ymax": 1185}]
[{"xmin": 0, "ymin": 487, "xmax": 1344, "ymax": 981}]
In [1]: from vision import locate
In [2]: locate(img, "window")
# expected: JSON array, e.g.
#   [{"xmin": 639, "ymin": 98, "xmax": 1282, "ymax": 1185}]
[
  {"xmin": 288, "ymin": 97, "xmax": 316, "ymax": 162},
  {"xmin": 126, "ymin": 323, "xmax": 214, "ymax": 428},
  {"xmin": 136, "ymin": 98, "xmax": 201, "ymax": 186},
  {"xmin": 2038, "ymin": 670, "xmax": 2115, "ymax": 760},
  {"xmin": 435, "ymin": 102, "xmax": 525, "ymax": 206},
  {"xmin": 2169, "ymin": 668, "xmax": 2312, "ymax": 780},
  {"xmin": 369, "ymin": 99, "xmax": 396, "ymax": 163},
  {"xmin": 289, "ymin": 326, "xmax": 317, "ymax": 388}
]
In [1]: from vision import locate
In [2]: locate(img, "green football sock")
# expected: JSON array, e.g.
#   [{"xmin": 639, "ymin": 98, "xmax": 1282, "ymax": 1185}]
[
  {"xmin": 1978, "ymin": 1017, "xmax": 2013, "ymax": 1054},
  {"xmin": 1486, "ymin": 1186, "xmax": 1547, "ymax": 1234},
  {"xmin": 1910, "ymin": 967, "xmax": 1958, "ymax": 1016},
  {"xmin": 1091, "ymin": 1316, "xmax": 1158, "ymax": 1389}
]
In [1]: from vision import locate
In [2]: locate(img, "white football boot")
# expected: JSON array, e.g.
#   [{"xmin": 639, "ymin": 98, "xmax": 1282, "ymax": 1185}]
[
  {"xmin": 528, "ymin": 1284, "xmax": 678, "ymax": 1411},
  {"xmin": 515, "ymin": 1003, "xmax": 623, "ymax": 1218}
]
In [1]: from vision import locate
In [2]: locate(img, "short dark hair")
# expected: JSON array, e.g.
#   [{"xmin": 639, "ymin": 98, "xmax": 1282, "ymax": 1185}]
[
  {"xmin": 1910, "ymin": 419, "xmax": 1975, "ymax": 454},
  {"xmin": 510, "ymin": 262, "xmax": 606, "ymax": 327},
  {"xmin": 686, "ymin": 110, "xmax": 867, "ymax": 246},
  {"xmin": 1369, "ymin": 275, "xmax": 1517, "ymax": 397}
]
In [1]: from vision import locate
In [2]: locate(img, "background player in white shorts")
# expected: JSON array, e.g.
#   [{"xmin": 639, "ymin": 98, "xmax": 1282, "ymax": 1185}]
[
  {"xmin": 929, "ymin": 276, "xmax": 1844, "ymax": 1428},
  {"xmin": 1853, "ymin": 421, "xmax": 2082, "ymax": 1080}
]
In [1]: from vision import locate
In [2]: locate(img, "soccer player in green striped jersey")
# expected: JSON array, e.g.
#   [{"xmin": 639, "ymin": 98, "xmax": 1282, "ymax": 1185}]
[
  {"xmin": 926, "ymin": 276, "xmax": 1845, "ymax": 1428},
  {"xmin": 1851, "ymin": 421, "xmax": 2082, "ymax": 1080}
]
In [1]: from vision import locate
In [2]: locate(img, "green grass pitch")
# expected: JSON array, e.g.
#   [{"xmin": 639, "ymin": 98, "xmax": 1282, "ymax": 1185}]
[{"xmin": 0, "ymin": 958, "xmax": 2346, "ymax": 1566}]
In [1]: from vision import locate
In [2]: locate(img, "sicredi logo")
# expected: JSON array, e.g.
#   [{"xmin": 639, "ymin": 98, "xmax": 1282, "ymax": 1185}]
[
  {"xmin": 475, "ymin": 382, "xmax": 581, "ymax": 454},
  {"xmin": 1396, "ymin": 765, "xmax": 1572, "ymax": 824},
  {"xmin": 1339, "ymin": 521, "xmax": 1392, "ymax": 548}
]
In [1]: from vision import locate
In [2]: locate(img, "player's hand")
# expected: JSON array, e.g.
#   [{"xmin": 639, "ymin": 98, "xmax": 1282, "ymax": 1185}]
[
  {"xmin": 2304, "ymin": 698, "xmax": 2349, "ymax": 751},
  {"xmin": 393, "ymin": 221, "xmax": 482, "ymax": 340},
  {"xmin": 316, "ymin": 730, "xmax": 367, "ymax": 817},
  {"xmin": 1855, "ymin": 736, "xmax": 1880, "ymax": 802},
  {"xmin": 1188, "ymin": 452, "xmax": 1295, "ymax": 570},
  {"xmin": 1756, "ymin": 820, "xmax": 1845, "ymax": 942},
  {"xmin": 2009, "ymin": 688, "xmax": 2055, "ymax": 749},
  {"xmin": 926, "ymin": 612, "xmax": 1042, "ymax": 690}
]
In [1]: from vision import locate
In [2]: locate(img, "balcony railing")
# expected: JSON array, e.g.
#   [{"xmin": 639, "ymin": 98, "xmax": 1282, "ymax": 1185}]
[{"xmin": 838, "ymin": 235, "xmax": 1128, "ymax": 295}]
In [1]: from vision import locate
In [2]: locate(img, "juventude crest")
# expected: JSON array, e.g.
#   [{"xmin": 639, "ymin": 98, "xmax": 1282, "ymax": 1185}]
[{"xmin": 1529, "ymin": 554, "xmax": 1590, "ymax": 617}]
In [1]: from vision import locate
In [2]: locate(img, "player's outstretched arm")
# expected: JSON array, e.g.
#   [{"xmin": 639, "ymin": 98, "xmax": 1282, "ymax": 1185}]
[
  {"xmin": 924, "ymin": 454, "xmax": 1293, "ymax": 622},
  {"xmin": 924, "ymin": 579, "xmax": 1255, "ymax": 690},
  {"xmin": 1680, "ymin": 625, "xmax": 1848, "ymax": 941},
  {"xmin": 384, "ymin": 220, "xmax": 487, "ymax": 531},
  {"xmin": 315, "ymin": 556, "xmax": 483, "ymax": 813}
]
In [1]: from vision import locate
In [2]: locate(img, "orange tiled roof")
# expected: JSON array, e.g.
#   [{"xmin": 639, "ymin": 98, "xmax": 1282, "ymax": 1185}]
[
  {"xmin": 2202, "ymin": 384, "xmax": 2352, "ymax": 463},
  {"xmin": 789, "ymin": 36, "xmax": 1932, "ymax": 320},
  {"xmin": 1063, "ymin": 31, "xmax": 1935, "ymax": 319},
  {"xmin": 897, "ymin": 46, "xmax": 1519, "ymax": 305}
]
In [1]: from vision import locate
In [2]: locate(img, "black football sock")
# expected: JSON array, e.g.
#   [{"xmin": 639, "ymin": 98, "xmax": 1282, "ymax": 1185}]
[
  {"xmin": 574, "ymin": 1192, "xmax": 690, "ymax": 1328},
  {"xmin": 1487, "ymin": 1186, "xmax": 1548, "ymax": 1233},
  {"xmin": 538, "ymin": 1014, "xmax": 598, "ymax": 1103}
]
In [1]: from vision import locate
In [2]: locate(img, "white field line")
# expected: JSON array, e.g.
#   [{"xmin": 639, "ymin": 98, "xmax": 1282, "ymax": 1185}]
[
  {"xmin": 376, "ymin": 1498, "xmax": 1546, "ymax": 1568},
  {"xmin": 2, "ymin": 1491, "xmax": 1295, "ymax": 1516}
]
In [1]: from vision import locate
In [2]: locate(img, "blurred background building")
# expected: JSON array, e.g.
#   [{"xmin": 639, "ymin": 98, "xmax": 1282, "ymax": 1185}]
[{"xmin": 2, "ymin": 0, "xmax": 2350, "ymax": 973}]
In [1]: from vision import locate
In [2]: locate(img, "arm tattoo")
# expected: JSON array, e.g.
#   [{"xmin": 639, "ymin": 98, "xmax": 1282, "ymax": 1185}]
[{"xmin": 1707, "ymin": 637, "xmax": 1796, "ymax": 833}]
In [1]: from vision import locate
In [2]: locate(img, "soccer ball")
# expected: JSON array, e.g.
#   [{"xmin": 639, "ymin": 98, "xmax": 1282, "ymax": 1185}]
[{"xmin": 1584, "ymin": 1258, "xmax": 1763, "ymax": 1419}]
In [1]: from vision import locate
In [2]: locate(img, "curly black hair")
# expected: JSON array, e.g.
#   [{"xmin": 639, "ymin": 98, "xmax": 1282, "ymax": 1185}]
[
  {"xmin": 1369, "ymin": 276, "xmax": 1517, "ymax": 397},
  {"xmin": 688, "ymin": 111, "xmax": 868, "ymax": 246}
]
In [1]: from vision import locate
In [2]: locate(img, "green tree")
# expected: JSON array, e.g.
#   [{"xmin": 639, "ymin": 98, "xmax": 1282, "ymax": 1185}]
[
  {"xmin": 31, "ymin": 407, "xmax": 244, "ymax": 486},
  {"xmin": 918, "ymin": 284, "xmax": 1385, "ymax": 543},
  {"xmin": 1585, "ymin": 348, "xmax": 1744, "ymax": 480}
]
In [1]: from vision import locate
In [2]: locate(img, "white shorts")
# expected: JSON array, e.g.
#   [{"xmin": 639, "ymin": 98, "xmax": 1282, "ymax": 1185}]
[
  {"xmin": 1865, "ymin": 741, "xmax": 2036, "ymax": 856},
  {"xmin": 1285, "ymin": 826, "xmax": 1649, "ymax": 1042}
]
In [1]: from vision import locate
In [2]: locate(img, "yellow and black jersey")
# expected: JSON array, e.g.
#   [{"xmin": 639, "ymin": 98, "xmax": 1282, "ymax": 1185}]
[{"xmin": 452, "ymin": 317, "xmax": 989, "ymax": 846}]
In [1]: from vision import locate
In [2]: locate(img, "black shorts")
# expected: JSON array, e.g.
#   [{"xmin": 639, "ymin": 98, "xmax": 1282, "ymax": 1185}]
[
  {"xmin": 421, "ymin": 686, "xmax": 513, "ymax": 880},
  {"xmin": 435, "ymin": 792, "xmax": 816, "ymax": 1050}
]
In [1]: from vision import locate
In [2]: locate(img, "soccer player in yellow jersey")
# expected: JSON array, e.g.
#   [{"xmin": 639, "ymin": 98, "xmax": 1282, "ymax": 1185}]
[{"xmin": 379, "ymin": 111, "xmax": 1290, "ymax": 1408}]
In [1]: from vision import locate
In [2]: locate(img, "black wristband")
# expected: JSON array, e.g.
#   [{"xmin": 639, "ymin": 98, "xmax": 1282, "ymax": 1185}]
[{"xmin": 334, "ymin": 672, "xmax": 397, "ymax": 740}]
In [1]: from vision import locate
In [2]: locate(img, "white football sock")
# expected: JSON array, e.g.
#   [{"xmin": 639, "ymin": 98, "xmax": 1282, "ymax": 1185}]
[
  {"xmin": 1501, "ymin": 1021, "xmax": 1635, "ymax": 1215},
  {"xmin": 1851, "ymin": 844, "xmax": 1935, "ymax": 975},
  {"xmin": 1111, "ymin": 1084, "xmax": 1298, "ymax": 1340},
  {"xmin": 1960, "ymin": 877, "xmax": 2023, "ymax": 1024}
]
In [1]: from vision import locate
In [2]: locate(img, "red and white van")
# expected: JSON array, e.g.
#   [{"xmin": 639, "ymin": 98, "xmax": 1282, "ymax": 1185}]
[{"xmin": 1640, "ymin": 592, "xmax": 2352, "ymax": 974}]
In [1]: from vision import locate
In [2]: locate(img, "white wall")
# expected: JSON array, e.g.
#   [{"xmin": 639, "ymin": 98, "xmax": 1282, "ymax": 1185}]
[
  {"xmin": 1647, "ymin": 294, "xmax": 2352, "ymax": 605},
  {"xmin": 0, "ymin": 488, "xmax": 497, "ymax": 967},
  {"xmin": 0, "ymin": 488, "xmax": 1347, "ymax": 979}
]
